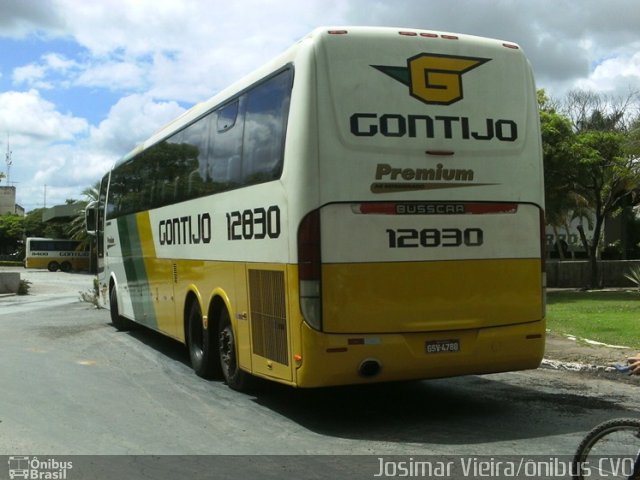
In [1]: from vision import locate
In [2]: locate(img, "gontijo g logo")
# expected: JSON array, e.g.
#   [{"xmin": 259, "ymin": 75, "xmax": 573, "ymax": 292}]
[{"xmin": 373, "ymin": 53, "xmax": 490, "ymax": 105}]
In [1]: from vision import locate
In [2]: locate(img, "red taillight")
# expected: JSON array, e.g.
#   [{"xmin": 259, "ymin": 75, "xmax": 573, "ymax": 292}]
[
  {"xmin": 328, "ymin": 30, "xmax": 348, "ymax": 35},
  {"xmin": 298, "ymin": 209, "xmax": 321, "ymax": 280},
  {"xmin": 539, "ymin": 207, "xmax": 547, "ymax": 317},
  {"xmin": 503, "ymin": 43, "xmax": 519, "ymax": 49},
  {"xmin": 539, "ymin": 208, "xmax": 546, "ymax": 273},
  {"xmin": 298, "ymin": 209, "xmax": 322, "ymax": 330},
  {"xmin": 464, "ymin": 203, "xmax": 518, "ymax": 214},
  {"xmin": 354, "ymin": 202, "xmax": 519, "ymax": 215},
  {"xmin": 399, "ymin": 31, "xmax": 418, "ymax": 36}
]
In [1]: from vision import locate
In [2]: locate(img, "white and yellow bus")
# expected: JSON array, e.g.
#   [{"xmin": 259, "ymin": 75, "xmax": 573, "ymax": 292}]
[
  {"xmin": 88, "ymin": 27, "xmax": 545, "ymax": 390},
  {"xmin": 24, "ymin": 237, "xmax": 90, "ymax": 272}
]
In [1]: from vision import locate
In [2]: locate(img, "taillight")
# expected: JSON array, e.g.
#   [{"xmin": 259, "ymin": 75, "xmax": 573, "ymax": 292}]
[
  {"xmin": 539, "ymin": 208, "xmax": 547, "ymax": 317},
  {"xmin": 298, "ymin": 209, "xmax": 322, "ymax": 330},
  {"xmin": 539, "ymin": 207, "xmax": 546, "ymax": 273}
]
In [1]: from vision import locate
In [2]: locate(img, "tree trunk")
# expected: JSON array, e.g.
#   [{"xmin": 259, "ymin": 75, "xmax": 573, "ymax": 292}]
[
  {"xmin": 552, "ymin": 225, "xmax": 565, "ymax": 260},
  {"xmin": 576, "ymin": 224, "xmax": 600, "ymax": 289}
]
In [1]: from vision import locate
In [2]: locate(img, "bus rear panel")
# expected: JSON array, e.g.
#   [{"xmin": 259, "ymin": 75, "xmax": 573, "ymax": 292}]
[{"xmin": 292, "ymin": 28, "xmax": 544, "ymax": 387}]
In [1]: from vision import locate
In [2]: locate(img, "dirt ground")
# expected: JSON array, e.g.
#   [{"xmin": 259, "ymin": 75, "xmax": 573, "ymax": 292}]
[
  {"xmin": 542, "ymin": 331, "xmax": 637, "ymax": 385},
  {"xmin": 545, "ymin": 331, "xmax": 632, "ymax": 366}
]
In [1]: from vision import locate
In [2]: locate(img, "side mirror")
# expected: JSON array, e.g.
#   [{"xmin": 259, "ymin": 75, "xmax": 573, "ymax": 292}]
[{"xmin": 85, "ymin": 201, "xmax": 97, "ymax": 236}]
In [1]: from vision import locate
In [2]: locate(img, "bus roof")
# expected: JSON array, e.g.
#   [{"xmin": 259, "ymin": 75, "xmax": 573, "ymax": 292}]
[{"xmin": 114, "ymin": 26, "xmax": 530, "ymax": 169}]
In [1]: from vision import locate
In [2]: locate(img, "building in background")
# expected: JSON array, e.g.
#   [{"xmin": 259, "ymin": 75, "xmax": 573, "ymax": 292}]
[{"xmin": 0, "ymin": 186, "xmax": 24, "ymax": 215}]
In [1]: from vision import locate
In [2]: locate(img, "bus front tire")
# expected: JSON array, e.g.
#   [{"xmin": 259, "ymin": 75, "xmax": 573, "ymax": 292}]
[
  {"xmin": 109, "ymin": 286, "xmax": 131, "ymax": 331},
  {"xmin": 187, "ymin": 301, "xmax": 221, "ymax": 379},
  {"xmin": 47, "ymin": 261, "xmax": 59, "ymax": 272},
  {"xmin": 218, "ymin": 309, "xmax": 254, "ymax": 391}
]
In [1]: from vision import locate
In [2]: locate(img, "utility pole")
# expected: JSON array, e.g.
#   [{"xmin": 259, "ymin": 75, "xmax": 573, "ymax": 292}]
[
  {"xmin": 4, "ymin": 134, "xmax": 11, "ymax": 185},
  {"xmin": 44, "ymin": 184, "xmax": 47, "ymax": 209}
]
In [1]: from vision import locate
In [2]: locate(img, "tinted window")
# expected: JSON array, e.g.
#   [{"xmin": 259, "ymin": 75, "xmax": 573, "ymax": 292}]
[
  {"xmin": 106, "ymin": 67, "xmax": 292, "ymax": 219},
  {"xmin": 209, "ymin": 100, "xmax": 243, "ymax": 191},
  {"xmin": 242, "ymin": 70, "xmax": 292, "ymax": 186},
  {"xmin": 217, "ymin": 101, "xmax": 238, "ymax": 132},
  {"xmin": 98, "ymin": 174, "xmax": 108, "ymax": 258}
]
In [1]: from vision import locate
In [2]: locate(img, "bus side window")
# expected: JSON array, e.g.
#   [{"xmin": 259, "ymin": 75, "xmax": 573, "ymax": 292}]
[
  {"xmin": 209, "ymin": 100, "xmax": 243, "ymax": 192},
  {"xmin": 241, "ymin": 69, "xmax": 292, "ymax": 186},
  {"xmin": 178, "ymin": 119, "xmax": 210, "ymax": 202}
]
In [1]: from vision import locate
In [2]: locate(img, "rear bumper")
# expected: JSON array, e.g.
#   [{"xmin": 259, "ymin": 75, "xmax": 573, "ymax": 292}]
[{"xmin": 295, "ymin": 318, "xmax": 545, "ymax": 387}]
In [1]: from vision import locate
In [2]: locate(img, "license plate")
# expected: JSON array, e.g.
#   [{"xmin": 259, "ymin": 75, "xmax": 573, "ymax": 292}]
[{"xmin": 425, "ymin": 339, "xmax": 460, "ymax": 354}]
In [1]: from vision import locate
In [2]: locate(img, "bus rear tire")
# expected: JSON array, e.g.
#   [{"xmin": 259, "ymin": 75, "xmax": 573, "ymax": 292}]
[
  {"xmin": 218, "ymin": 309, "xmax": 254, "ymax": 391},
  {"xmin": 60, "ymin": 261, "xmax": 72, "ymax": 273},
  {"xmin": 47, "ymin": 261, "xmax": 59, "ymax": 272},
  {"xmin": 109, "ymin": 286, "xmax": 131, "ymax": 331},
  {"xmin": 187, "ymin": 301, "xmax": 221, "ymax": 379}
]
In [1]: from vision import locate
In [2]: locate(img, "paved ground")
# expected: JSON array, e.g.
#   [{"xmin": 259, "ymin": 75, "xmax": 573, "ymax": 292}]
[{"xmin": 1, "ymin": 266, "xmax": 636, "ymax": 378}]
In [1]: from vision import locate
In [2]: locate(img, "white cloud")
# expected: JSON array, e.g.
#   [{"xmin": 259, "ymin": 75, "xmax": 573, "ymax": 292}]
[
  {"xmin": 75, "ymin": 61, "xmax": 148, "ymax": 91},
  {"xmin": 575, "ymin": 51, "xmax": 640, "ymax": 94},
  {"xmin": 3, "ymin": 92, "xmax": 184, "ymax": 209},
  {"xmin": 42, "ymin": 53, "xmax": 77, "ymax": 72},
  {"xmin": 0, "ymin": 89, "xmax": 87, "ymax": 142},
  {"xmin": 89, "ymin": 93, "xmax": 185, "ymax": 154},
  {"xmin": 47, "ymin": 0, "xmax": 348, "ymax": 103},
  {"xmin": 12, "ymin": 63, "xmax": 51, "ymax": 89}
]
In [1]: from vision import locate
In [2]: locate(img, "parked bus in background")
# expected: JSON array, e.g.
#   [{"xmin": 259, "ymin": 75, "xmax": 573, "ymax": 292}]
[
  {"xmin": 24, "ymin": 237, "xmax": 90, "ymax": 272},
  {"xmin": 86, "ymin": 26, "xmax": 545, "ymax": 390}
]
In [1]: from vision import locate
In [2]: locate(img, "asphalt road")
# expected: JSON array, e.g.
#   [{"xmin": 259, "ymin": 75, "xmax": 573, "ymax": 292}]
[{"xmin": 1, "ymin": 268, "xmax": 638, "ymax": 479}]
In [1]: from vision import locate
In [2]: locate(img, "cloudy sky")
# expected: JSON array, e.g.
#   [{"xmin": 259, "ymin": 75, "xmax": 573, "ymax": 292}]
[{"xmin": 0, "ymin": 0, "xmax": 639, "ymax": 211}]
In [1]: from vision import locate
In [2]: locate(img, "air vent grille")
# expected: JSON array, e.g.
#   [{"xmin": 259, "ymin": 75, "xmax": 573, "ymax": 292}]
[{"xmin": 249, "ymin": 269, "xmax": 288, "ymax": 365}]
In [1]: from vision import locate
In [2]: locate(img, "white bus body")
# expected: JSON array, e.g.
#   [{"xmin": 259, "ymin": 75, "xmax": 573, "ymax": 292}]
[{"xmin": 93, "ymin": 27, "xmax": 545, "ymax": 388}]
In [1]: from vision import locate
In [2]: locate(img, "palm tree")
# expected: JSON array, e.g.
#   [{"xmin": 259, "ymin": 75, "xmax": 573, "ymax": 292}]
[{"xmin": 68, "ymin": 182, "xmax": 100, "ymax": 241}]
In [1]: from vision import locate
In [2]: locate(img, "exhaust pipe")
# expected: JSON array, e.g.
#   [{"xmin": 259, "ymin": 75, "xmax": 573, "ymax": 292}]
[{"xmin": 359, "ymin": 358, "xmax": 382, "ymax": 378}]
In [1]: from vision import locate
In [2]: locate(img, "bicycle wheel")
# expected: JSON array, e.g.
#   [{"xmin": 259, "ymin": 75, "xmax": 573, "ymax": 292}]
[{"xmin": 573, "ymin": 418, "xmax": 640, "ymax": 480}]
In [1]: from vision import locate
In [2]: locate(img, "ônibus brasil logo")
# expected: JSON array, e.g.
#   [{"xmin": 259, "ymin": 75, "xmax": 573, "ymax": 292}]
[{"xmin": 373, "ymin": 53, "xmax": 490, "ymax": 105}]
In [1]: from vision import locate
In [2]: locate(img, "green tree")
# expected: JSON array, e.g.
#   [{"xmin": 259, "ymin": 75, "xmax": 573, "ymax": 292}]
[
  {"xmin": 0, "ymin": 214, "xmax": 24, "ymax": 254},
  {"xmin": 67, "ymin": 182, "xmax": 100, "ymax": 273},
  {"xmin": 627, "ymin": 116, "xmax": 640, "ymax": 158},
  {"xmin": 573, "ymin": 129, "xmax": 640, "ymax": 286},
  {"xmin": 563, "ymin": 90, "xmax": 640, "ymax": 287},
  {"xmin": 539, "ymin": 90, "xmax": 589, "ymax": 259},
  {"xmin": 539, "ymin": 89, "xmax": 640, "ymax": 287},
  {"xmin": 69, "ymin": 182, "xmax": 99, "ymax": 242},
  {"xmin": 23, "ymin": 209, "xmax": 47, "ymax": 238}
]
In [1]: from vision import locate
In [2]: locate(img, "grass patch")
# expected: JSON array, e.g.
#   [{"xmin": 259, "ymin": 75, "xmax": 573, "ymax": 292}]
[
  {"xmin": 547, "ymin": 290, "xmax": 640, "ymax": 349},
  {"xmin": 0, "ymin": 261, "xmax": 22, "ymax": 267},
  {"xmin": 17, "ymin": 279, "xmax": 31, "ymax": 295}
]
